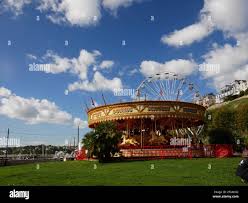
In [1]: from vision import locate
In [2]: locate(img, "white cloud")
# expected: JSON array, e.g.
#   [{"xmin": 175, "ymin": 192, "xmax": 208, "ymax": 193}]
[
  {"xmin": 37, "ymin": 0, "xmax": 101, "ymax": 27},
  {"xmin": 159, "ymin": 0, "xmax": 248, "ymax": 90},
  {"xmin": 67, "ymin": 71, "xmax": 123, "ymax": 93},
  {"xmin": 162, "ymin": 0, "xmax": 248, "ymax": 47},
  {"xmin": 26, "ymin": 54, "xmax": 37, "ymax": 60},
  {"xmin": 0, "ymin": 87, "xmax": 12, "ymax": 98},
  {"xmin": 201, "ymin": 0, "xmax": 248, "ymax": 34},
  {"xmin": 128, "ymin": 68, "xmax": 138, "ymax": 76},
  {"xmin": 0, "ymin": 87, "xmax": 88, "ymax": 128},
  {"xmin": 0, "ymin": 87, "xmax": 72, "ymax": 125},
  {"xmin": 73, "ymin": 117, "xmax": 88, "ymax": 129},
  {"xmin": 43, "ymin": 49, "xmax": 101, "ymax": 80},
  {"xmin": 38, "ymin": 49, "xmax": 122, "ymax": 94},
  {"xmin": 38, "ymin": 0, "xmax": 142, "ymax": 26},
  {"xmin": 161, "ymin": 18, "xmax": 213, "ymax": 47},
  {"xmin": 3, "ymin": 0, "xmax": 143, "ymax": 26},
  {"xmin": 102, "ymin": 0, "xmax": 140, "ymax": 12},
  {"xmin": 99, "ymin": 60, "xmax": 114, "ymax": 69},
  {"xmin": 140, "ymin": 59, "xmax": 197, "ymax": 77},
  {"xmin": 64, "ymin": 89, "xmax": 69, "ymax": 96},
  {"xmin": 2, "ymin": 0, "xmax": 31, "ymax": 15},
  {"xmin": 202, "ymin": 34, "xmax": 248, "ymax": 88},
  {"xmin": 199, "ymin": 0, "xmax": 248, "ymax": 89},
  {"xmin": 234, "ymin": 65, "xmax": 248, "ymax": 81}
]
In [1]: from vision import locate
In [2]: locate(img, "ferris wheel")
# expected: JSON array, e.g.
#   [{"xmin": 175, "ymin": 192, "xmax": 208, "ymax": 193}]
[{"xmin": 135, "ymin": 72, "xmax": 201, "ymax": 102}]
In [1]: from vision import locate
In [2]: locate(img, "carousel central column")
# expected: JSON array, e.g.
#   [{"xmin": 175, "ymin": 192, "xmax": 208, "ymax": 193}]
[
  {"xmin": 126, "ymin": 119, "xmax": 129, "ymax": 138},
  {"xmin": 155, "ymin": 117, "xmax": 157, "ymax": 134}
]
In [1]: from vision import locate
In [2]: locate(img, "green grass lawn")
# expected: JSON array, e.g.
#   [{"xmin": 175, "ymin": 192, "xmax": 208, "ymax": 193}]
[{"xmin": 0, "ymin": 158, "xmax": 246, "ymax": 186}]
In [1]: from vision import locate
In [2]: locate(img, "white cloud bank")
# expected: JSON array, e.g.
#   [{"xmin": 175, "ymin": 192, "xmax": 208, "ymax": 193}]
[
  {"xmin": 161, "ymin": 0, "xmax": 248, "ymax": 47},
  {"xmin": 43, "ymin": 49, "xmax": 101, "ymax": 80},
  {"xmin": 73, "ymin": 117, "xmax": 88, "ymax": 129},
  {"xmin": 202, "ymin": 35, "xmax": 248, "ymax": 88},
  {"xmin": 0, "ymin": 87, "xmax": 71, "ymax": 125},
  {"xmin": 37, "ymin": 0, "xmax": 101, "ymax": 27},
  {"xmin": 0, "ymin": 87, "xmax": 88, "ymax": 127},
  {"xmin": 99, "ymin": 60, "xmax": 114, "ymax": 69},
  {"xmin": 2, "ymin": 0, "xmax": 142, "ymax": 26},
  {"xmin": 1, "ymin": 0, "xmax": 31, "ymax": 15},
  {"xmin": 202, "ymin": 0, "xmax": 248, "ymax": 34},
  {"xmin": 102, "ymin": 0, "xmax": 140, "ymax": 12},
  {"xmin": 161, "ymin": 0, "xmax": 248, "ymax": 89},
  {"xmin": 201, "ymin": 0, "xmax": 248, "ymax": 88},
  {"xmin": 140, "ymin": 59, "xmax": 197, "ymax": 77},
  {"xmin": 37, "ymin": 49, "xmax": 122, "ymax": 94},
  {"xmin": 67, "ymin": 71, "xmax": 123, "ymax": 92},
  {"xmin": 161, "ymin": 17, "xmax": 214, "ymax": 47}
]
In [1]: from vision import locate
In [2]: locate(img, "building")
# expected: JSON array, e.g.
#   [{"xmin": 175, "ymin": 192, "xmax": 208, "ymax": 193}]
[
  {"xmin": 216, "ymin": 80, "xmax": 248, "ymax": 103},
  {"xmin": 203, "ymin": 93, "xmax": 216, "ymax": 107},
  {"xmin": 196, "ymin": 93, "xmax": 216, "ymax": 107}
]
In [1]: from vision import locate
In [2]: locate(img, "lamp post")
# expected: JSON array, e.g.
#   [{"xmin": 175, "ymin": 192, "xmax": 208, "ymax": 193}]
[
  {"xmin": 77, "ymin": 125, "xmax": 80, "ymax": 148},
  {"xmin": 4, "ymin": 128, "xmax": 9, "ymax": 166}
]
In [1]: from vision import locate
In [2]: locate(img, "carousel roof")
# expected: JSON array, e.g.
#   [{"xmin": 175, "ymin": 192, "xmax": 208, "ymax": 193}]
[{"xmin": 87, "ymin": 100, "xmax": 206, "ymax": 128}]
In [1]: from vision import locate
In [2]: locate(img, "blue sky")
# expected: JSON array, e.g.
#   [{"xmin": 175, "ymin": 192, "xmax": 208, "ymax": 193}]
[{"xmin": 0, "ymin": 0, "xmax": 247, "ymax": 145}]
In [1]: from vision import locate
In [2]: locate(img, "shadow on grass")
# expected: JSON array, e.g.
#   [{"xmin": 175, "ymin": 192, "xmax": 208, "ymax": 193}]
[{"xmin": 97, "ymin": 156, "xmax": 195, "ymax": 164}]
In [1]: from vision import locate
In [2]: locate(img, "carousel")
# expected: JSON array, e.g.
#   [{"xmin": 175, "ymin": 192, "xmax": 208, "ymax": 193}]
[{"xmin": 87, "ymin": 72, "xmax": 206, "ymax": 158}]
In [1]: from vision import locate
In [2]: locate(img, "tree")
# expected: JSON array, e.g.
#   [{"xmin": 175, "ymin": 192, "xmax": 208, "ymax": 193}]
[
  {"xmin": 236, "ymin": 104, "xmax": 248, "ymax": 133},
  {"xmin": 82, "ymin": 131, "xmax": 97, "ymax": 158},
  {"xmin": 235, "ymin": 104, "xmax": 248, "ymax": 148},
  {"xmin": 212, "ymin": 108, "xmax": 236, "ymax": 131},
  {"xmin": 93, "ymin": 121, "xmax": 122, "ymax": 162},
  {"xmin": 82, "ymin": 121, "xmax": 122, "ymax": 162}
]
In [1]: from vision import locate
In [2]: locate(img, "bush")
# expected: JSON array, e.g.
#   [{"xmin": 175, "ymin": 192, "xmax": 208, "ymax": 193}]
[
  {"xmin": 208, "ymin": 128, "xmax": 235, "ymax": 144},
  {"xmin": 224, "ymin": 95, "xmax": 239, "ymax": 102},
  {"xmin": 233, "ymin": 136, "xmax": 246, "ymax": 153}
]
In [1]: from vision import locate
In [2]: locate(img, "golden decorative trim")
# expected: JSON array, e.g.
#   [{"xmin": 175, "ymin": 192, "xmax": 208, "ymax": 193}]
[{"xmin": 87, "ymin": 100, "xmax": 206, "ymax": 127}]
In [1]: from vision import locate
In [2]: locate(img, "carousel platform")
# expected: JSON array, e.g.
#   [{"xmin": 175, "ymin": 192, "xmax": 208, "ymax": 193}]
[
  {"xmin": 120, "ymin": 147, "xmax": 205, "ymax": 159},
  {"xmin": 119, "ymin": 144, "xmax": 233, "ymax": 159}
]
